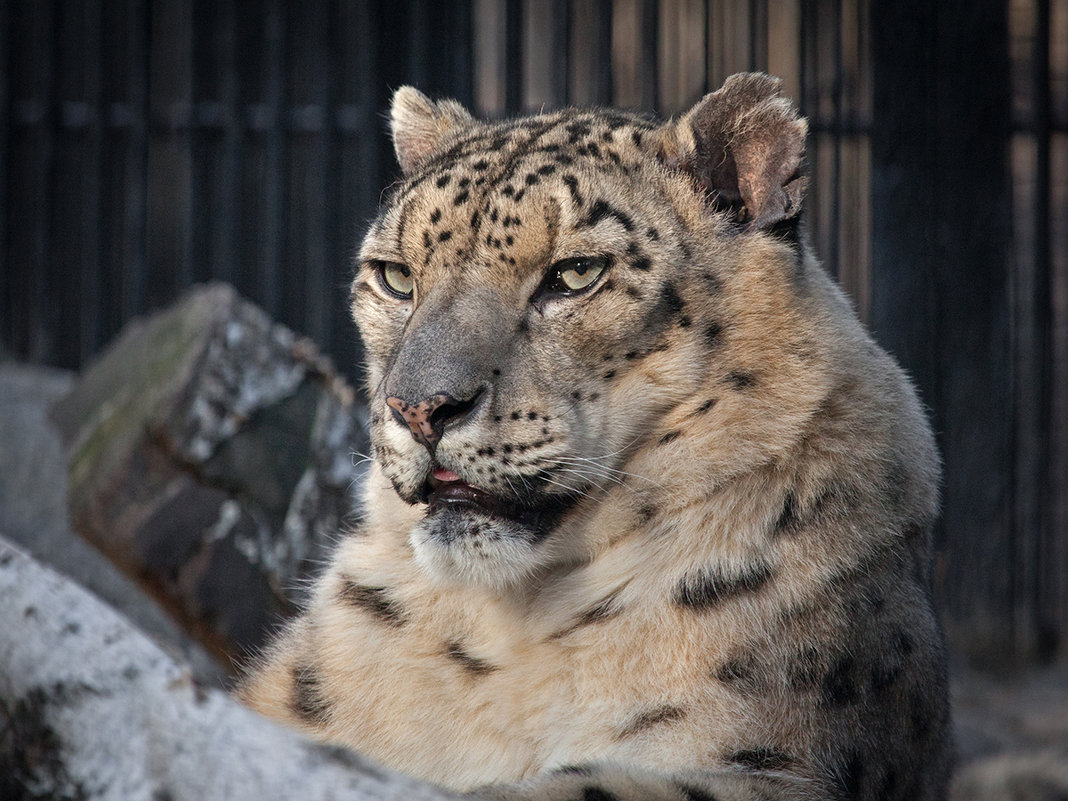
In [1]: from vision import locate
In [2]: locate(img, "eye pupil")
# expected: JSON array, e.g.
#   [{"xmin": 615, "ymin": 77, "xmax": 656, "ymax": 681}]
[{"xmin": 375, "ymin": 261, "xmax": 414, "ymax": 298}]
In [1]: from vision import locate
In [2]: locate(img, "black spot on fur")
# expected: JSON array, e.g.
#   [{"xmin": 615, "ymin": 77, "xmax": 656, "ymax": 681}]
[
  {"xmin": 453, "ymin": 189, "xmax": 469, "ymax": 205},
  {"xmin": 659, "ymin": 430, "xmax": 681, "ymax": 445},
  {"xmin": 727, "ymin": 370, "xmax": 755, "ymax": 390},
  {"xmin": 430, "ymin": 208, "xmax": 442, "ymax": 223},
  {"xmin": 714, "ymin": 656, "xmax": 758, "ymax": 690},
  {"xmin": 704, "ymin": 321, "xmax": 723, "ymax": 348},
  {"xmin": 615, "ymin": 704, "xmax": 685, "ymax": 739},
  {"xmin": 631, "ymin": 255, "xmax": 651, "ymax": 271},
  {"xmin": 581, "ymin": 788, "xmax": 618, "ymax": 801},
  {"xmin": 728, "ymin": 747, "xmax": 794, "ymax": 771},
  {"xmin": 537, "ymin": 163, "xmax": 556, "ymax": 176},
  {"xmin": 678, "ymin": 315, "xmax": 692, "ymax": 327},
  {"xmin": 562, "ymin": 174, "xmax": 584, "ymax": 206},
  {"xmin": 435, "ymin": 175, "xmax": 450, "ymax": 188},
  {"xmin": 603, "ymin": 370, "xmax": 615, "ymax": 380},
  {"xmin": 566, "ymin": 121, "xmax": 592, "ymax": 142},
  {"xmin": 775, "ymin": 490, "xmax": 801, "ymax": 536},
  {"xmin": 472, "ymin": 159, "xmax": 489, "ymax": 170},
  {"xmin": 438, "ymin": 230, "xmax": 452, "ymax": 242},
  {"xmin": 822, "ymin": 655, "xmax": 859, "ymax": 707},
  {"xmin": 525, "ymin": 173, "xmax": 539, "ymax": 186},
  {"xmin": 674, "ymin": 562, "xmax": 773, "ymax": 610},
  {"xmin": 580, "ymin": 199, "xmax": 635, "ymax": 231},
  {"xmin": 870, "ymin": 658, "xmax": 904, "ymax": 696},
  {"xmin": 445, "ymin": 641, "xmax": 497, "ymax": 676},
  {"xmin": 551, "ymin": 594, "xmax": 621, "ymax": 639},
  {"xmin": 788, "ymin": 646, "xmax": 824, "ymax": 691},
  {"xmin": 658, "ymin": 283, "xmax": 685, "ymax": 316},
  {"xmin": 552, "ymin": 764, "xmax": 594, "ymax": 776},
  {"xmin": 696, "ymin": 398, "xmax": 717, "ymax": 414},
  {"xmin": 292, "ymin": 664, "xmax": 330, "ymax": 723},
  {"xmin": 338, "ymin": 578, "xmax": 407, "ymax": 626}
]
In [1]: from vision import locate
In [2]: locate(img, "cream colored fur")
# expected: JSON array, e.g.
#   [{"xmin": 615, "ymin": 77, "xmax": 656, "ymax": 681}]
[{"xmin": 239, "ymin": 74, "xmax": 950, "ymax": 801}]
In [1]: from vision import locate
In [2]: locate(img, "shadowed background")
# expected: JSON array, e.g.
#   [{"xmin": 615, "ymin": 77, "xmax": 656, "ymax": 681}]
[{"xmin": 0, "ymin": 0, "xmax": 1065, "ymax": 671}]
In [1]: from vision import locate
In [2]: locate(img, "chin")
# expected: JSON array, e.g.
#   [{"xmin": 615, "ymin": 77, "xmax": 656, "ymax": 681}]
[{"xmin": 409, "ymin": 506, "xmax": 557, "ymax": 589}]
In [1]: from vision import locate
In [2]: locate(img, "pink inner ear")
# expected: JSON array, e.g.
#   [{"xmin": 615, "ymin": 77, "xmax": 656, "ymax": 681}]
[{"xmin": 672, "ymin": 73, "xmax": 808, "ymax": 230}]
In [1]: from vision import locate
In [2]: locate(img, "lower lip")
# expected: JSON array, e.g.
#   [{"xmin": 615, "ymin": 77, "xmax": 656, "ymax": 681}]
[{"xmin": 427, "ymin": 481, "xmax": 522, "ymax": 520}]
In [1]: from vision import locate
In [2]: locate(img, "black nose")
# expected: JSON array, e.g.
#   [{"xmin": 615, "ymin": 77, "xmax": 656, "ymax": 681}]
[{"xmin": 386, "ymin": 388, "xmax": 484, "ymax": 451}]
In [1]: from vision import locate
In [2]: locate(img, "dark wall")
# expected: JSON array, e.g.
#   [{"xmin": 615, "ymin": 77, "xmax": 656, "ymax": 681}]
[{"xmin": 1, "ymin": 0, "xmax": 1065, "ymax": 667}]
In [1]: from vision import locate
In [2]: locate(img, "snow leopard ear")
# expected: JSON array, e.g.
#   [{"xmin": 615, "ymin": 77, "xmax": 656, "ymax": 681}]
[
  {"xmin": 658, "ymin": 72, "xmax": 807, "ymax": 231},
  {"xmin": 390, "ymin": 87, "xmax": 474, "ymax": 176}
]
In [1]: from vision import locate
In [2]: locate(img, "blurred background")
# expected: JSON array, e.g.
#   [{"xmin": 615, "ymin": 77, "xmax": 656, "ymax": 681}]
[{"xmin": 0, "ymin": 0, "xmax": 1065, "ymax": 672}]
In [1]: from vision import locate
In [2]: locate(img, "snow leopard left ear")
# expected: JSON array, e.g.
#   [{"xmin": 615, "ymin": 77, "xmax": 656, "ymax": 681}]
[
  {"xmin": 390, "ymin": 87, "xmax": 474, "ymax": 176},
  {"xmin": 658, "ymin": 72, "xmax": 807, "ymax": 231}
]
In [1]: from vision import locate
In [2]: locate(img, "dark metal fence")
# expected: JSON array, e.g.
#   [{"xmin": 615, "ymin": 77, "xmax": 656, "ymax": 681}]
[{"xmin": 1, "ymin": 0, "xmax": 1065, "ymax": 667}]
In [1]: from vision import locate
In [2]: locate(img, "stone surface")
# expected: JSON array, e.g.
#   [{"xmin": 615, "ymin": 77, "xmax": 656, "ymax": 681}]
[
  {"xmin": 0, "ymin": 361, "xmax": 224, "ymax": 685},
  {"xmin": 50, "ymin": 283, "xmax": 369, "ymax": 664},
  {"xmin": 0, "ymin": 537, "xmax": 461, "ymax": 801}
]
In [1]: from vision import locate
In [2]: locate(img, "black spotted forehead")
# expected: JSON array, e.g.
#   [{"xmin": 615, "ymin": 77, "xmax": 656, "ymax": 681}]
[{"xmin": 381, "ymin": 107, "xmax": 660, "ymax": 212}]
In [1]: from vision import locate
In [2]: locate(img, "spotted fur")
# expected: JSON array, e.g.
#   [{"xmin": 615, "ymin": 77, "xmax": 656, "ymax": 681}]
[{"xmin": 238, "ymin": 74, "xmax": 950, "ymax": 800}]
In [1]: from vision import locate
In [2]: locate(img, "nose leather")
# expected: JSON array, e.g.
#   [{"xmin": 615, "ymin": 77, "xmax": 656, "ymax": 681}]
[{"xmin": 386, "ymin": 394, "xmax": 452, "ymax": 450}]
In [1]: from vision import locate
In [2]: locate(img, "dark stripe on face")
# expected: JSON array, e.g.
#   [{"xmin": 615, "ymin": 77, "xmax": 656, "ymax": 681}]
[
  {"xmin": 674, "ymin": 561, "xmax": 773, "ymax": 610},
  {"xmin": 338, "ymin": 577, "xmax": 407, "ymax": 626},
  {"xmin": 578, "ymin": 199, "xmax": 635, "ymax": 232}
]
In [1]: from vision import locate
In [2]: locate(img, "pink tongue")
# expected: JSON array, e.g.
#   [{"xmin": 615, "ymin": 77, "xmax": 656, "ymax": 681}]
[{"xmin": 433, "ymin": 467, "xmax": 463, "ymax": 482}]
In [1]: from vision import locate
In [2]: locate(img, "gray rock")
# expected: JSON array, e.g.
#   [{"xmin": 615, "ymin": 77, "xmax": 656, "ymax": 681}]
[
  {"xmin": 0, "ymin": 361, "xmax": 224, "ymax": 685},
  {"xmin": 0, "ymin": 537, "xmax": 462, "ymax": 801},
  {"xmin": 50, "ymin": 283, "xmax": 369, "ymax": 664}
]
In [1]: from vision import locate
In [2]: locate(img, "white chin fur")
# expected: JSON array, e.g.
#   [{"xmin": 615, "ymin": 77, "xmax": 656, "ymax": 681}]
[{"xmin": 409, "ymin": 511, "xmax": 553, "ymax": 590}]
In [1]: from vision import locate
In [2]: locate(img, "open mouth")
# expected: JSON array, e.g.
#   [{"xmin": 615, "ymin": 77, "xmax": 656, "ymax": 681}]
[{"xmin": 424, "ymin": 466, "xmax": 540, "ymax": 523}]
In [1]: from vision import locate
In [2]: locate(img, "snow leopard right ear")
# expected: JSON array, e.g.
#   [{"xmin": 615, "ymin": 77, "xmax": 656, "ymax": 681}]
[
  {"xmin": 390, "ymin": 87, "xmax": 474, "ymax": 176},
  {"xmin": 657, "ymin": 72, "xmax": 807, "ymax": 231}
]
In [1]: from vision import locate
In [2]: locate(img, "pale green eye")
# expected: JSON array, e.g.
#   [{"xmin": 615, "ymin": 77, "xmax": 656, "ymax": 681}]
[
  {"xmin": 553, "ymin": 256, "xmax": 609, "ymax": 293},
  {"xmin": 377, "ymin": 261, "xmax": 414, "ymax": 298}
]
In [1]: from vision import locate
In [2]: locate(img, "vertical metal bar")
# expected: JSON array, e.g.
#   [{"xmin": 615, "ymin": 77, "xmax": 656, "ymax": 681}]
[
  {"xmin": 474, "ymin": 0, "xmax": 507, "ymax": 115},
  {"xmin": 99, "ymin": 0, "xmax": 147, "ymax": 345},
  {"xmin": 9, "ymin": 1, "xmax": 57, "ymax": 363},
  {"xmin": 147, "ymin": 0, "xmax": 194, "ymax": 308},
  {"xmin": 0, "ymin": 0, "xmax": 10, "ymax": 354},
  {"xmin": 1031, "ymin": 0, "xmax": 1056, "ymax": 660},
  {"xmin": 505, "ymin": 0, "xmax": 523, "ymax": 113},
  {"xmin": 640, "ymin": 0, "xmax": 658, "ymax": 112}
]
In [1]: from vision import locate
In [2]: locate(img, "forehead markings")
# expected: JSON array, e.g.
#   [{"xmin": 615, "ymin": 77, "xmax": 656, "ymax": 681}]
[{"xmin": 383, "ymin": 110, "xmax": 659, "ymax": 277}]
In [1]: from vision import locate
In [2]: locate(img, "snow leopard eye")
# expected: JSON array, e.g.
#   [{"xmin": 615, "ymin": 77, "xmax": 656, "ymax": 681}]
[
  {"xmin": 541, "ymin": 256, "xmax": 610, "ymax": 296},
  {"xmin": 374, "ymin": 261, "xmax": 414, "ymax": 299}
]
